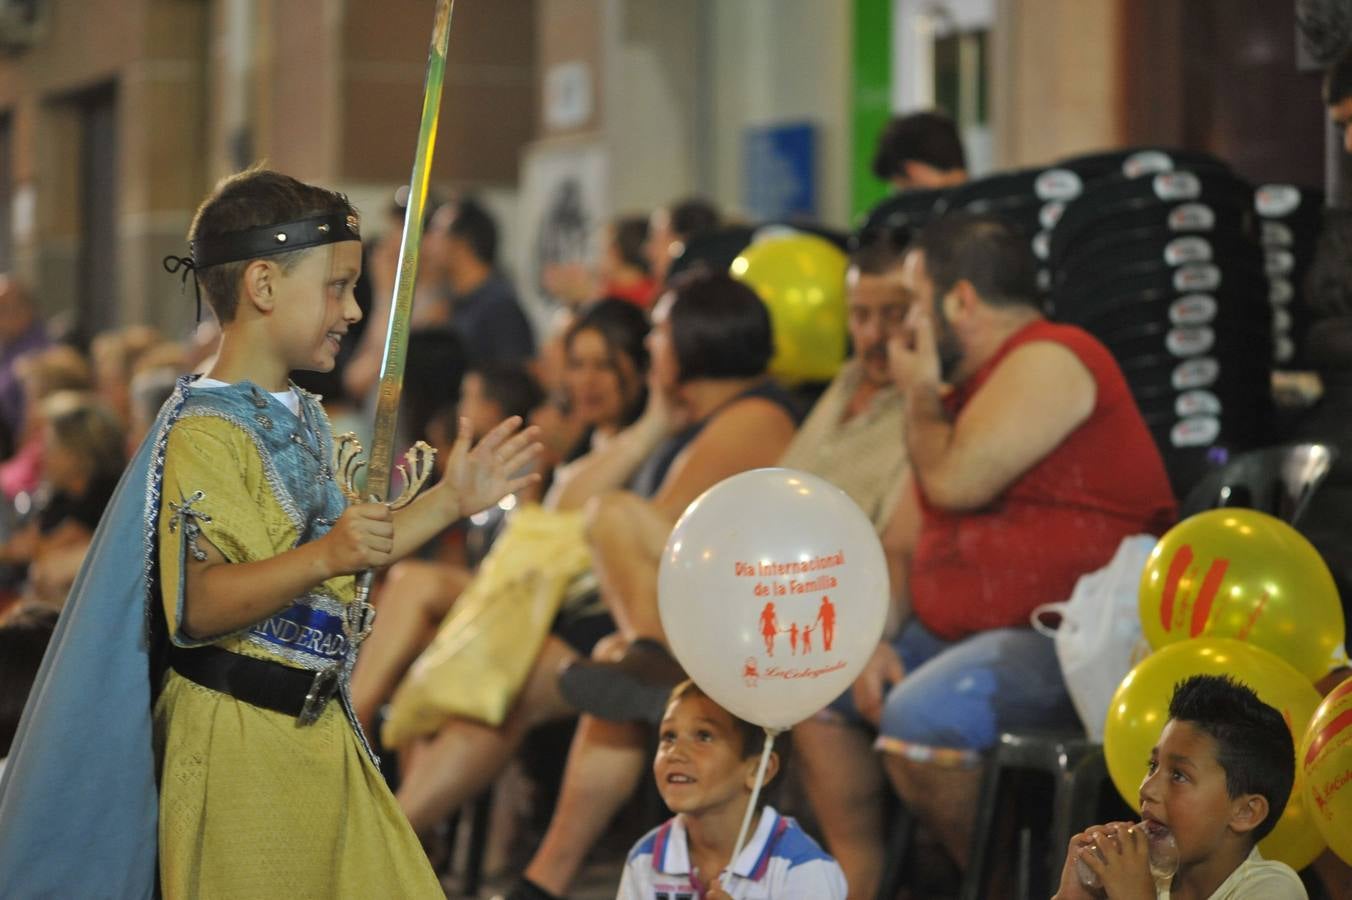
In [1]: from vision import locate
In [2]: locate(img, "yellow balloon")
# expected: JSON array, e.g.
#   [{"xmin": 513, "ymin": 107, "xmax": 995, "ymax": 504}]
[
  {"xmin": 1300, "ymin": 675, "xmax": 1352, "ymax": 864},
  {"xmin": 1103, "ymin": 639, "xmax": 1326, "ymax": 871},
  {"xmin": 1138, "ymin": 509, "xmax": 1344, "ymax": 682},
  {"xmin": 731, "ymin": 233, "xmax": 849, "ymax": 384}
]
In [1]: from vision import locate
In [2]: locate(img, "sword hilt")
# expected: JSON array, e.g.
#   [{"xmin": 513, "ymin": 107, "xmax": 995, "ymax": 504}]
[{"xmin": 336, "ymin": 433, "xmax": 436, "ymax": 510}]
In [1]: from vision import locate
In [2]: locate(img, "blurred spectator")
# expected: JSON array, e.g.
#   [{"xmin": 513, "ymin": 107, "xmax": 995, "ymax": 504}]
[
  {"xmin": 0, "ymin": 392, "xmax": 125, "ymax": 609},
  {"xmin": 345, "ymin": 194, "xmax": 469, "ymax": 402},
  {"xmin": 0, "ymin": 603, "xmax": 59, "ymax": 778},
  {"xmin": 476, "ymin": 274, "xmax": 802, "ymax": 900},
  {"xmin": 553, "ymin": 299, "xmax": 650, "ymax": 460},
  {"xmin": 348, "ymin": 315, "xmax": 640, "ymax": 735},
  {"xmin": 645, "ymin": 198, "xmax": 721, "ymax": 285},
  {"xmin": 600, "ymin": 217, "xmax": 658, "ymax": 309},
  {"xmin": 391, "ymin": 276, "xmax": 799, "ymax": 875},
  {"xmin": 0, "ymin": 277, "xmax": 50, "ymax": 459},
  {"xmin": 397, "ymin": 329, "xmax": 469, "ymax": 468},
  {"xmin": 0, "ymin": 346, "xmax": 93, "ymax": 502},
  {"xmin": 90, "ymin": 325, "xmax": 162, "ymax": 426},
  {"xmin": 435, "ymin": 197, "xmax": 536, "ymax": 367},
  {"xmin": 871, "ymin": 110, "xmax": 969, "ymax": 191},
  {"xmin": 456, "ymin": 364, "xmax": 546, "ymax": 446},
  {"xmin": 127, "ymin": 366, "xmax": 181, "ymax": 455},
  {"xmin": 524, "ymin": 298, "xmax": 652, "ymax": 505},
  {"xmin": 544, "ymin": 216, "xmax": 659, "ymax": 310},
  {"xmin": 511, "ymin": 242, "xmax": 914, "ymax": 900}
]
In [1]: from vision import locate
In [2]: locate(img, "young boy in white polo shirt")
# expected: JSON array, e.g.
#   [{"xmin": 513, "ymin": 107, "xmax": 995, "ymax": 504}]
[{"xmin": 619, "ymin": 680, "xmax": 847, "ymax": 899}]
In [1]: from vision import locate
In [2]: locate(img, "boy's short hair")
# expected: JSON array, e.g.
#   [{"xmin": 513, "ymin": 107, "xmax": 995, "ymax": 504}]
[
  {"xmin": 666, "ymin": 679, "xmax": 790, "ymax": 766},
  {"xmin": 187, "ymin": 168, "xmax": 357, "ymax": 323},
  {"xmin": 468, "ymin": 363, "xmax": 545, "ymax": 423},
  {"xmin": 667, "ymin": 198, "xmax": 721, "ymax": 242},
  {"xmin": 849, "ymin": 226, "xmax": 912, "ymax": 277},
  {"xmin": 613, "ymin": 215, "xmax": 651, "ymax": 275},
  {"xmin": 446, "ymin": 197, "xmax": 498, "ymax": 266},
  {"xmin": 1168, "ymin": 675, "xmax": 1295, "ymax": 843},
  {"xmin": 871, "ymin": 111, "xmax": 966, "ymax": 181}
]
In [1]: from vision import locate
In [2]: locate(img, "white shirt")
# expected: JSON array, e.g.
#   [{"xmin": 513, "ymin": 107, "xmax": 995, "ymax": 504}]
[
  {"xmin": 194, "ymin": 377, "xmax": 300, "ymax": 415},
  {"xmin": 1159, "ymin": 848, "xmax": 1307, "ymax": 900},
  {"xmin": 617, "ymin": 806, "xmax": 847, "ymax": 900}
]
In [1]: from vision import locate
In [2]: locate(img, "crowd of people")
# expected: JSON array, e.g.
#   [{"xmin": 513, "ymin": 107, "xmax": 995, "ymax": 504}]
[{"xmin": 0, "ymin": 103, "xmax": 1347, "ymax": 900}]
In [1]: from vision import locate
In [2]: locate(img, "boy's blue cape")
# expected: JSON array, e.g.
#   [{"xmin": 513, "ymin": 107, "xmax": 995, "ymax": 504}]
[{"xmin": 0, "ymin": 387, "xmax": 186, "ymax": 899}]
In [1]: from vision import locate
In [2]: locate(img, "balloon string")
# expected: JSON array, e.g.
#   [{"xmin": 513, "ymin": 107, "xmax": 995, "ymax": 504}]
[{"xmin": 724, "ymin": 728, "xmax": 780, "ymax": 900}]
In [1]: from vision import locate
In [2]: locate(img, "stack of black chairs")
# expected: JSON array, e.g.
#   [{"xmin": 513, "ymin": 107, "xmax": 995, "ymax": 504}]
[
  {"xmin": 854, "ymin": 187, "xmax": 949, "ymax": 250},
  {"xmin": 1048, "ymin": 150, "xmax": 1272, "ymax": 495},
  {"xmin": 935, "ymin": 166, "xmax": 1085, "ymax": 304},
  {"xmin": 1255, "ymin": 183, "xmax": 1325, "ymax": 370}
]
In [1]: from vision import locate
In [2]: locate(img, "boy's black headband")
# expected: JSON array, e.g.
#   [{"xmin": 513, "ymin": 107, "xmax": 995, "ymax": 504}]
[{"xmin": 162, "ymin": 212, "xmax": 361, "ymax": 319}]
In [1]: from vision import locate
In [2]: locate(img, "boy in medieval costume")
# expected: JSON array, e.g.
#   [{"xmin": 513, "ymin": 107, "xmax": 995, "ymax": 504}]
[{"xmin": 0, "ymin": 169, "xmax": 539, "ymax": 898}]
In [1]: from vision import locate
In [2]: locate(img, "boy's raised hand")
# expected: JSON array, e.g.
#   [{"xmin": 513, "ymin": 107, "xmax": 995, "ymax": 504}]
[
  {"xmin": 1074, "ymin": 822, "xmax": 1156, "ymax": 900},
  {"xmin": 442, "ymin": 415, "xmax": 542, "ymax": 517},
  {"xmin": 321, "ymin": 501, "xmax": 395, "ymax": 575}
]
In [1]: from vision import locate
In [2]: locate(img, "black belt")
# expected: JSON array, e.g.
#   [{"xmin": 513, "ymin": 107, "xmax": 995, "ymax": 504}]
[{"xmin": 167, "ymin": 643, "xmax": 341, "ymax": 724}]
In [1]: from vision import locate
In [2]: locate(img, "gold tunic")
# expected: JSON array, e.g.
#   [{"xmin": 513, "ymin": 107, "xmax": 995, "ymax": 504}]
[{"xmin": 153, "ymin": 411, "xmax": 442, "ymax": 899}]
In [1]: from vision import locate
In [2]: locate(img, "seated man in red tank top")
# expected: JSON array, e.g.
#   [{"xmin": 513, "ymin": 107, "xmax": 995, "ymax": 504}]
[{"xmin": 800, "ymin": 213, "xmax": 1177, "ymax": 894}]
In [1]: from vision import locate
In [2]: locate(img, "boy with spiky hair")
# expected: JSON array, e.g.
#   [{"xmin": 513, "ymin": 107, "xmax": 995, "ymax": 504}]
[
  {"xmin": 0, "ymin": 169, "xmax": 539, "ymax": 898},
  {"xmin": 1054, "ymin": 674, "xmax": 1307, "ymax": 900}
]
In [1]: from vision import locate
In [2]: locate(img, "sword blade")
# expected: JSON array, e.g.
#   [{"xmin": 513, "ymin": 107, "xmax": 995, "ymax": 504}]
[{"xmin": 366, "ymin": 0, "xmax": 455, "ymax": 503}]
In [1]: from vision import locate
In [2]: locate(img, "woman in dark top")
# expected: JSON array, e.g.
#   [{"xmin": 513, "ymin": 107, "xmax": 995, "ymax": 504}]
[
  {"xmin": 350, "ymin": 299, "xmax": 653, "ymax": 735},
  {"xmin": 395, "ymin": 273, "xmax": 802, "ymax": 851}
]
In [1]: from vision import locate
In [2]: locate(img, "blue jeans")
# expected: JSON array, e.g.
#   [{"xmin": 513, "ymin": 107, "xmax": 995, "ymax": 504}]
[{"xmin": 830, "ymin": 619, "xmax": 1078, "ymax": 759}]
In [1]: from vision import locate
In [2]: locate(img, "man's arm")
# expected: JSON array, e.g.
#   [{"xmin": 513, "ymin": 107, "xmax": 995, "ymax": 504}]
[
  {"xmin": 889, "ymin": 306, "xmax": 1095, "ymax": 512},
  {"xmin": 879, "ymin": 471, "xmax": 919, "ymax": 634},
  {"xmin": 903, "ymin": 341, "xmax": 1095, "ymax": 510}
]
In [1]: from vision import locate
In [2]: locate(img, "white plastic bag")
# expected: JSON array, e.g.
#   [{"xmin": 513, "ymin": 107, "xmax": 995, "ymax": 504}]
[{"xmin": 1031, "ymin": 535, "xmax": 1157, "ymax": 742}]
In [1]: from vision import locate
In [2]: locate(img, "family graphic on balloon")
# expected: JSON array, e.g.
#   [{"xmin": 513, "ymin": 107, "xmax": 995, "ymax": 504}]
[{"xmin": 757, "ymin": 596, "xmax": 837, "ymax": 656}]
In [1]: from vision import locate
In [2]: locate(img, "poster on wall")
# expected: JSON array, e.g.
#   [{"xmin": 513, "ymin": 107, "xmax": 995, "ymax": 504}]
[
  {"xmin": 743, "ymin": 122, "xmax": 818, "ymax": 221},
  {"xmin": 516, "ymin": 137, "xmax": 610, "ymax": 334}
]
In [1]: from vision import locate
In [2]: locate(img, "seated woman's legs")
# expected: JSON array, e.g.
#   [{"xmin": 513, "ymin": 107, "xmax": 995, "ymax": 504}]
[
  {"xmin": 350, "ymin": 558, "xmax": 472, "ymax": 735},
  {"xmin": 396, "ymin": 635, "xmax": 577, "ymax": 837},
  {"xmin": 875, "ymin": 624, "xmax": 1078, "ymax": 868},
  {"xmin": 522, "ymin": 712, "xmax": 648, "ymax": 895},
  {"xmin": 585, "ymin": 490, "xmax": 673, "ymax": 642},
  {"xmin": 794, "ymin": 716, "xmax": 888, "ymax": 900}
]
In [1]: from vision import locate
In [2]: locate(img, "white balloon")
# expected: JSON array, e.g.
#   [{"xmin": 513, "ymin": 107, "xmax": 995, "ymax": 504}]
[{"xmin": 658, "ymin": 468, "xmax": 889, "ymax": 730}]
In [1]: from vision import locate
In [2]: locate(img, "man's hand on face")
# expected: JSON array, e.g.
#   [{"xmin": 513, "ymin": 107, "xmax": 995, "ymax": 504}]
[{"xmin": 887, "ymin": 302, "xmax": 944, "ymax": 396}]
